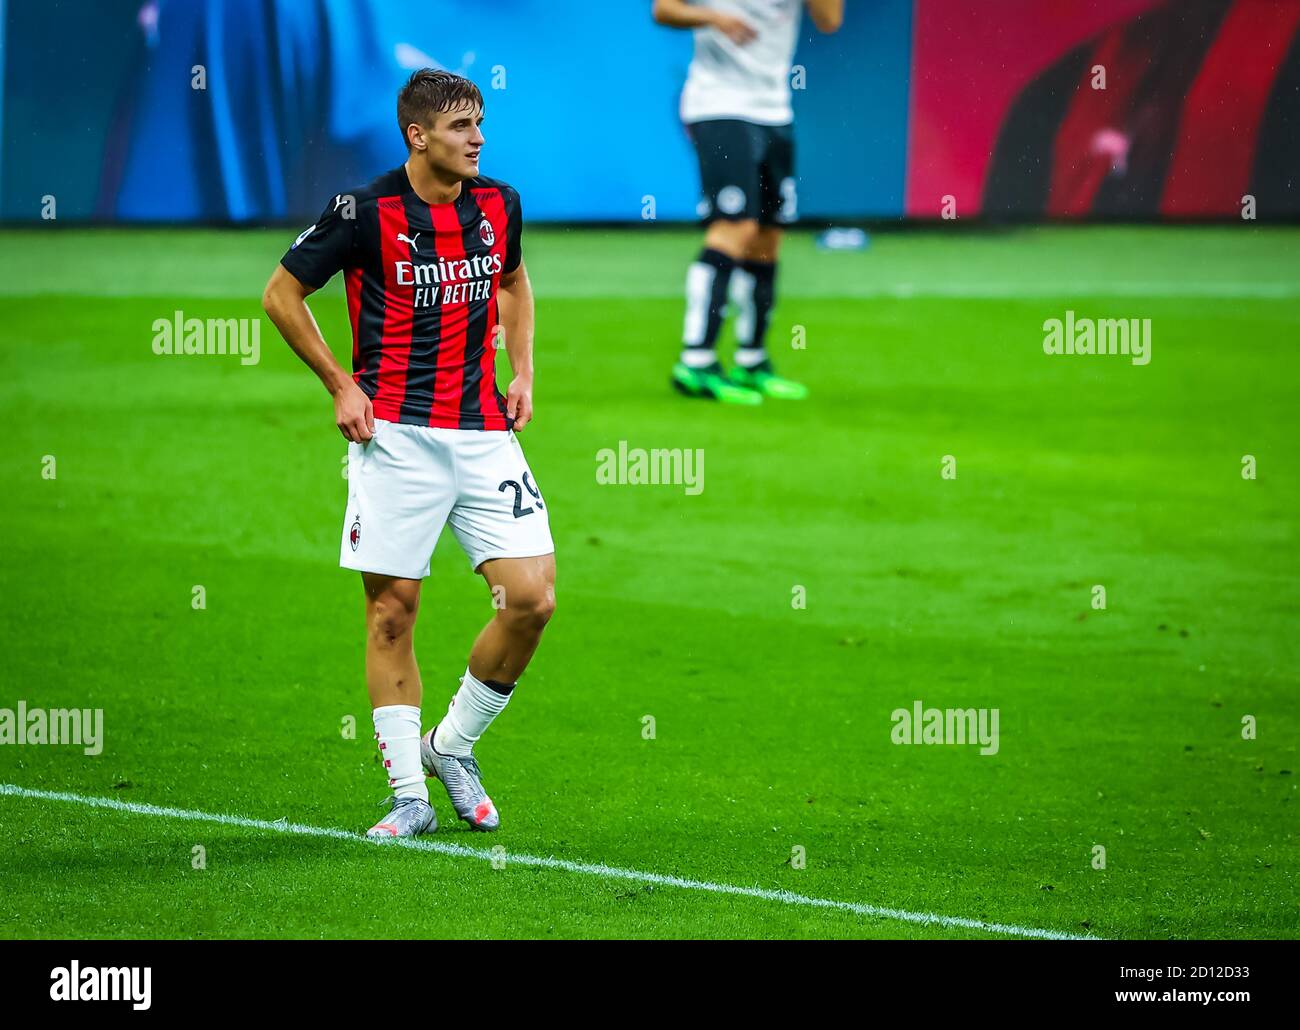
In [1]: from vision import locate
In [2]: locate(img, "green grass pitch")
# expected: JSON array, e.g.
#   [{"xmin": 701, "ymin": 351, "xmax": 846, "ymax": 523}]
[{"xmin": 0, "ymin": 224, "xmax": 1297, "ymax": 939}]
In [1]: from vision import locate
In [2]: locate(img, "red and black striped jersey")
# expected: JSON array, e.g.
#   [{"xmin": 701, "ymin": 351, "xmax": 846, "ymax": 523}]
[{"xmin": 280, "ymin": 165, "xmax": 522, "ymax": 430}]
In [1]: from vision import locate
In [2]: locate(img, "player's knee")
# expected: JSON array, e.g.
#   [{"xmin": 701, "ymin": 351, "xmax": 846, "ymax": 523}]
[
  {"xmin": 735, "ymin": 219, "xmax": 762, "ymax": 250},
  {"xmin": 503, "ymin": 585, "xmax": 555, "ymax": 634},
  {"xmin": 707, "ymin": 218, "xmax": 760, "ymax": 256},
  {"xmin": 750, "ymin": 228, "xmax": 781, "ymax": 262},
  {"xmin": 367, "ymin": 595, "xmax": 417, "ymax": 649}
]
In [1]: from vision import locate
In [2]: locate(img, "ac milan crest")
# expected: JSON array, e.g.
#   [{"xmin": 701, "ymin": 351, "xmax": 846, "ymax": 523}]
[
  {"xmin": 479, "ymin": 218, "xmax": 495, "ymax": 247},
  {"xmin": 349, "ymin": 518, "xmax": 361, "ymax": 551}
]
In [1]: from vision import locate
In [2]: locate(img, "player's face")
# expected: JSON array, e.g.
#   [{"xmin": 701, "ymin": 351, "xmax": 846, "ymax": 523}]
[{"xmin": 422, "ymin": 103, "xmax": 485, "ymax": 180}]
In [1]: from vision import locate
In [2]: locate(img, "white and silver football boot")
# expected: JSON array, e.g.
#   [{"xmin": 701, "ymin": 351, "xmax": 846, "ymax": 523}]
[
  {"xmin": 421, "ymin": 728, "xmax": 500, "ymax": 831},
  {"xmin": 365, "ymin": 795, "xmax": 436, "ymax": 839}
]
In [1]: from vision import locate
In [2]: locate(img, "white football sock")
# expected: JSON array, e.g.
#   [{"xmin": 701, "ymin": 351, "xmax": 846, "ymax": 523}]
[
  {"xmin": 679, "ymin": 249, "xmax": 736, "ymax": 367},
  {"xmin": 731, "ymin": 259, "xmax": 775, "ymax": 367},
  {"xmin": 681, "ymin": 261, "xmax": 717, "ymax": 360},
  {"xmin": 372, "ymin": 704, "xmax": 428, "ymax": 801},
  {"xmin": 679, "ymin": 346, "xmax": 718, "ymax": 368},
  {"xmin": 433, "ymin": 668, "xmax": 513, "ymax": 757},
  {"xmin": 729, "ymin": 265, "xmax": 757, "ymax": 346},
  {"xmin": 733, "ymin": 345, "xmax": 769, "ymax": 368}
]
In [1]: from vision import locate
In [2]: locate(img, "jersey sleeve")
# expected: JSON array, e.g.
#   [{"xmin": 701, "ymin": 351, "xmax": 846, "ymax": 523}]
[
  {"xmin": 279, "ymin": 194, "xmax": 357, "ymax": 288},
  {"xmin": 503, "ymin": 186, "xmax": 523, "ymax": 274}
]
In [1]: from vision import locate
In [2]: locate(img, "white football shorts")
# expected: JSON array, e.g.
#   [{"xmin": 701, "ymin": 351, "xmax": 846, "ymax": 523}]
[{"xmin": 340, "ymin": 420, "xmax": 554, "ymax": 579}]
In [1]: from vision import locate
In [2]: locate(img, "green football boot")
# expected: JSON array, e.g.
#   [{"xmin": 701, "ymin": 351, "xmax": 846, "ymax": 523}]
[
  {"xmin": 727, "ymin": 359, "xmax": 809, "ymax": 400},
  {"xmin": 671, "ymin": 360, "xmax": 763, "ymax": 405}
]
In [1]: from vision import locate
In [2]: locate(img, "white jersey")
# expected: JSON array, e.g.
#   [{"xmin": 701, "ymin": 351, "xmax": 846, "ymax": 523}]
[{"xmin": 680, "ymin": 0, "xmax": 801, "ymax": 126}]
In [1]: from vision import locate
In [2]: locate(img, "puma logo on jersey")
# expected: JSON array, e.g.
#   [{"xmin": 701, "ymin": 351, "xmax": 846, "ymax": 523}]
[{"xmin": 397, "ymin": 232, "xmax": 422, "ymax": 251}]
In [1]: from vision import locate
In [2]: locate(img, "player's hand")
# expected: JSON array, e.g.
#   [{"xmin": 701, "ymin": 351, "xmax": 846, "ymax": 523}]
[
  {"xmin": 506, "ymin": 375, "xmax": 533, "ymax": 432},
  {"xmin": 334, "ymin": 381, "xmax": 374, "ymax": 442},
  {"xmin": 712, "ymin": 12, "xmax": 758, "ymax": 44}
]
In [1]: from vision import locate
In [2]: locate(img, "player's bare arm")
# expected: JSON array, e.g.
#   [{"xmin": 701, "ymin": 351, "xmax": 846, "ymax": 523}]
[
  {"xmin": 261, "ymin": 265, "xmax": 374, "ymax": 443},
  {"xmin": 805, "ymin": 0, "xmax": 844, "ymax": 33},
  {"xmin": 652, "ymin": 0, "xmax": 757, "ymax": 44},
  {"xmin": 498, "ymin": 258, "xmax": 535, "ymax": 431}
]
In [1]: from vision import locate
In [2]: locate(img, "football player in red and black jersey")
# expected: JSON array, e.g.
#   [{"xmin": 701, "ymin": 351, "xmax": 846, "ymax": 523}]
[{"xmin": 262, "ymin": 70, "xmax": 555, "ymax": 839}]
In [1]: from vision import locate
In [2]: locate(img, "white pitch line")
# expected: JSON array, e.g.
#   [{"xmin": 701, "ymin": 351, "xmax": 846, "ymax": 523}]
[{"xmin": 1, "ymin": 783, "xmax": 1097, "ymax": 940}]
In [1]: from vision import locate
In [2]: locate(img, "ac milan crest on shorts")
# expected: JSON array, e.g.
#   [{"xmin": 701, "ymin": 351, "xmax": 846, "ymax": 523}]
[{"xmin": 340, "ymin": 420, "xmax": 554, "ymax": 579}]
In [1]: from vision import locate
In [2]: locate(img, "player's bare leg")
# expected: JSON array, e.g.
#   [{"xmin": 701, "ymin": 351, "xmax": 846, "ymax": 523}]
[
  {"xmin": 362, "ymin": 573, "xmax": 435, "ymax": 838},
  {"xmin": 422, "ymin": 553, "xmax": 556, "ymax": 830},
  {"xmin": 726, "ymin": 225, "xmax": 806, "ymax": 399},
  {"xmin": 673, "ymin": 218, "xmax": 764, "ymax": 403},
  {"xmin": 705, "ymin": 217, "xmax": 760, "ymax": 260},
  {"xmin": 742, "ymin": 224, "xmax": 781, "ymax": 262},
  {"xmin": 468, "ymin": 553, "xmax": 557, "ymax": 683},
  {"xmin": 363, "ymin": 573, "xmax": 423, "ymax": 708}
]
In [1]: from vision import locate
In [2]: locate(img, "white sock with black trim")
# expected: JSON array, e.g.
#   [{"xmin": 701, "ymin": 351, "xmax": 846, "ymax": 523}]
[
  {"xmin": 432, "ymin": 668, "xmax": 514, "ymax": 757},
  {"xmin": 680, "ymin": 248, "xmax": 737, "ymax": 367}
]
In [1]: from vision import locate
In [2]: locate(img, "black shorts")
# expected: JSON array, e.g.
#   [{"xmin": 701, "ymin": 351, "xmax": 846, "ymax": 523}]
[{"xmin": 687, "ymin": 118, "xmax": 797, "ymax": 226}]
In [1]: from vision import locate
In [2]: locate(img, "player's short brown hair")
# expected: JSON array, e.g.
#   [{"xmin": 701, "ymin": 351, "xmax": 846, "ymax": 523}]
[{"xmin": 397, "ymin": 69, "xmax": 483, "ymax": 147}]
